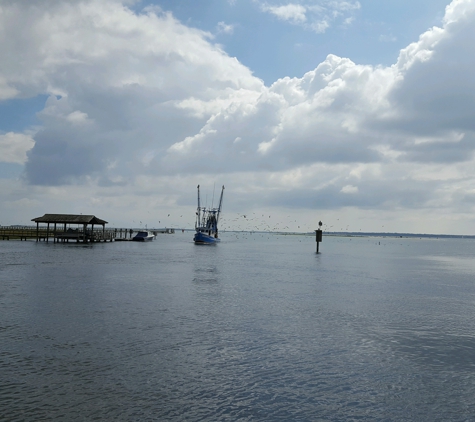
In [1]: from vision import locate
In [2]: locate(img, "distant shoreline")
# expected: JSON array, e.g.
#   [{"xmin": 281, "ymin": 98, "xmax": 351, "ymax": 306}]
[
  {"xmin": 3, "ymin": 225, "xmax": 474, "ymax": 240},
  {"xmin": 222, "ymin": 231, "xmax": 475, "ymax": 239}
]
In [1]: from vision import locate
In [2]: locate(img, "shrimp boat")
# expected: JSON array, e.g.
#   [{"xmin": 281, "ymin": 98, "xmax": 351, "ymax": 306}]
[{"xmin": 193, "ymin": 185, "xmax": 224, "ymax": 244}]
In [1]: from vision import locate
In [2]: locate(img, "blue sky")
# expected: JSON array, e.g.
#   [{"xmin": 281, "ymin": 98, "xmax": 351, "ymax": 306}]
[
  {"xmin": 1, "ymin": 0, "xmax": 475, "ymax": 234},
  {"xmin": 139, "ymin": 0, "xmax": 450, "ymax": 84}
]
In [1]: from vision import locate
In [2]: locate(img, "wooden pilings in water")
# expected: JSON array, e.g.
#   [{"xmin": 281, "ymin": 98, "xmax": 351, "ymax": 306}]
[{"xmin": 113, "ymin": 228, "xmax": 135, "ymax": 240}]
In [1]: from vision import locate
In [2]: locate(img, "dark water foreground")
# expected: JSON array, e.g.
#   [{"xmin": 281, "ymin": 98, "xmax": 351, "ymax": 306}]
[{"xmin": 1, "ymin": 233, "xmax": 475, "ymax": 421}]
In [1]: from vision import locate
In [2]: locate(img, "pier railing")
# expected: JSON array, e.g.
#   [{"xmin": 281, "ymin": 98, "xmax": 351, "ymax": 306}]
[
  {"xmin": 0, "ymin": 226, "xmax": 131, "ymax": 242},
  {"xmin": 0, "ymin": 226, "xmax": 42, "ymax": 240},
  {"xmin": 0, "ymin": 226, "xmax": 176, "ymax": 242}
]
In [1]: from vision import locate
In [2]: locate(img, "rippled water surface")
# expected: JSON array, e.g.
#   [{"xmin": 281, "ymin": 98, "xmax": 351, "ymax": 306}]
[{"xmin": 2, "ymin": 234, "xmax": 475, "ymax": 420}]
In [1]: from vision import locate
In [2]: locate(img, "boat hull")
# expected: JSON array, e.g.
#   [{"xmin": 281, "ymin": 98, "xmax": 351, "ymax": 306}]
[
  {"xmin": 131, "ymin": 237, "xmax": 154, "ymax": 241},
  {"xmin": 132, "ymin": 231, "xmax": 155, "ymax": 241},
  {"xmin": 193, "ymin": 232, "xmax": 220, "ymax": 244}
]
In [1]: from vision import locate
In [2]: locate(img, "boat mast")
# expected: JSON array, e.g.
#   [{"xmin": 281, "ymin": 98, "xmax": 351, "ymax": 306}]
[
  {"xmin": 196, "ymin": 185, "xmax": 201, "ymax": 228},
  {"xmin": 216, "ymin": 185, "xmax": 225, "ymax": 223}
]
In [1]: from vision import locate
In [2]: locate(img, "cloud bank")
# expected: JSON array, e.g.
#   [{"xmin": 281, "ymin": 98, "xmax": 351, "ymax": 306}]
[{"xmin": 1, "ymin": 0, "xmax": 475, "ymax": 233}]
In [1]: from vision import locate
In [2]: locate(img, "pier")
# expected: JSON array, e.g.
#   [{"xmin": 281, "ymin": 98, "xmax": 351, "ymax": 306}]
[
  {"xmin": 0, "ymin": 213, "xmax": 180, "ymax": 243},
  {"xmin": 0, "ymin": 225, "xmax": 141, "ymax": 242},
  {"xmin": 0, "ymin": 224, "xmax": 175, "ymax": 242},
  {"xmin": 31, "ymin": 214, "xmax": 110, "ymax": 243}
]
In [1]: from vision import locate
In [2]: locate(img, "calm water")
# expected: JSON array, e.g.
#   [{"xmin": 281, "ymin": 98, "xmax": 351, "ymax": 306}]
[{"xmin": 1, "ymin": 233, "xmax": 475, "ymax": 421}]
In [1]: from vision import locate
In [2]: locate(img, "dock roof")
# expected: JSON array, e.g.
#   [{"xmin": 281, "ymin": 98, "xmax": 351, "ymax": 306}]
[{"xmin": 31, "ymin": 214, "xmax": 108, "ymax": 225}]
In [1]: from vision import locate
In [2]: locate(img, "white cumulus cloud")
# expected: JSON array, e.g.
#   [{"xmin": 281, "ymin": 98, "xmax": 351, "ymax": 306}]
[
  {"xmin": 261, "ymin": 3, "xmax": 307, "ymax": 23},
  {"xmin": 0, "ymin": 132, "xmax": 35, "ymax": 164},
  {"xmin": 258, "ymin": 0, "xmax": 360, "ymax": 32}
]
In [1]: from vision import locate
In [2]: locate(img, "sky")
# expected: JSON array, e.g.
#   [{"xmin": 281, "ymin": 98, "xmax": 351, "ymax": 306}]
[{"xmin": 1, "ymin": 0, "xmax": 475, "ymax": 234}]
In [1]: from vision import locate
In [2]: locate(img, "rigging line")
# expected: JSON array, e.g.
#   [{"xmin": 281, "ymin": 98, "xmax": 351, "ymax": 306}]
[{"xmin": 211, "ymin": 182, "xmax": 215, "ymax": 209}]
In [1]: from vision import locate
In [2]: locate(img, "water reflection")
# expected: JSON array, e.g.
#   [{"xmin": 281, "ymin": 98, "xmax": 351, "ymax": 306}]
[
  {"xmin": 422, "ymin": 255, "xmax": 475, "ymax": 275},
  {"xmin": 386, "ymin": 329, "xmax": 475, "ymax": 371},
  {"xmin": 192, "ymin": 265, "xmax": 219, "ymax": 285}
]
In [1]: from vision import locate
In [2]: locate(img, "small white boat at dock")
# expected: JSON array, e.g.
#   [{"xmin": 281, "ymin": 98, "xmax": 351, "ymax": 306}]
[{"xmin": 132, "ymin": 231, "xmax": 155, "ymax": 241}]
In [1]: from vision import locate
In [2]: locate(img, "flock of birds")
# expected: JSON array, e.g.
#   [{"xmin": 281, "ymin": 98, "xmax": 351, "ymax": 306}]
[
  {"xmin": 217, "ymin": 214, "xmax": 377, "ymax": 235},
  {"xmin": 129, "ymin": 211, "xmax": 376, "ymax": 233},
  {"xmin": 218, "ymin": 213, "xmax": 306, "ymax": 233},
  {"xmin": 129, "ymin": 208, "xmax": 390, "ymax": 235},
  {"xmin": 130, "ymin": 212, "xmax": 371, "ymax": 235}
]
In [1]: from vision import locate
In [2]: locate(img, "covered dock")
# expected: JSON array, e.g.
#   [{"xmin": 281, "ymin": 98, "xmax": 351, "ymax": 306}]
[{"xmin": 31, "ymin": 214, "xmax": 111, "ymax": 243}]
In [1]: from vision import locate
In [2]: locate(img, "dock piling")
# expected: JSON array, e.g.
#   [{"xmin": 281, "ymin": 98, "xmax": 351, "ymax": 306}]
[{"xmin": 315, "ymin": 221, "xmax": 323, "ymax": 254}]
